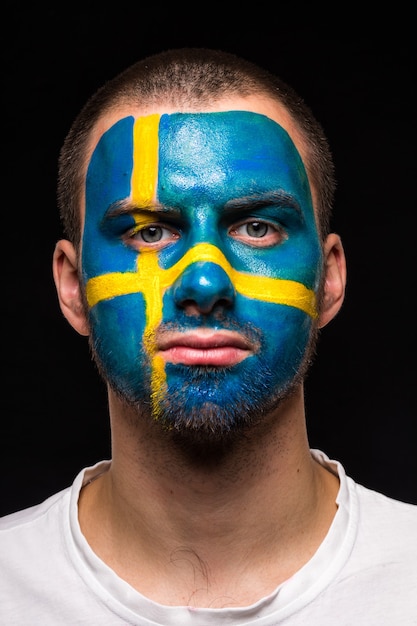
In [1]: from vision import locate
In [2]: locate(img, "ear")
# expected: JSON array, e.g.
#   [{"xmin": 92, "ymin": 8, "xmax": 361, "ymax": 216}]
[
  {"xmin": 318, "ymin": 233, "xmax": 347, "ymax": 329},
  {"xmin": 52, "ymin": 239, "xmax": 90, "ymax": 336}
]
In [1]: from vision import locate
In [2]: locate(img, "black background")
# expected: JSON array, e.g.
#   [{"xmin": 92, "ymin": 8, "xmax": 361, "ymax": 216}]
[{"xmin": 2, "ymin": 6, "xmax": 416, "ymax": 516}]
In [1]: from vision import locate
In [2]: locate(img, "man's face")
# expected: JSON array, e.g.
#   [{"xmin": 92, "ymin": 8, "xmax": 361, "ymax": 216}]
[{"xmin": 81, "ymin": 108, "xmax": 322, "ymax": 437}]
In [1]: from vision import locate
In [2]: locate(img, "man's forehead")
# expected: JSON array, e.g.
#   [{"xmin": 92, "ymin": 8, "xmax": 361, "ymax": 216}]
[
  {"xmin": 80, "ymin": 103, "xmax": 314, "ymax": 223},
  {"xmin": 89, "ymin": 97, "xmax": 301, "ymax": 158},
  {"xmin": 84, "ymin": 110, "xmax": 314, "ymax": 233},
  {"xmin": 87, "ymin": 111, "xmax": 307, "ymax": 205}
]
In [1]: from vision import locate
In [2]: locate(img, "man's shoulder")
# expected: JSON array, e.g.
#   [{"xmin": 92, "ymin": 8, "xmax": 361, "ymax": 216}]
[
  {"xmin": 352, "ymin": 480, "xmax": 417, "ymax": 557},
  {"xmin": 355, "ymin": 481, "xmax": 417, "ymax": 517},
  {"xmin": 0, "ymin": 488, "xmax": 69, "ymax": 533}
]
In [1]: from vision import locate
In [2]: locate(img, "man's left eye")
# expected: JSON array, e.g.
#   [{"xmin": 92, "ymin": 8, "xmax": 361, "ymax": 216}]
[
  {"xmin": 242, "ymin": 221, "xmax": 268, "ymax": 238},
  {"xmin": 230, "ymin": 220, "xmax": 287, "ymax": 247}
]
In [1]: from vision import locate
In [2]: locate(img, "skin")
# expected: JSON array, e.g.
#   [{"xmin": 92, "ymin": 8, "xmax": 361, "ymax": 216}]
[{"xmin": 53, "ymin": 94, "xmax": 346, "ymax": 608}]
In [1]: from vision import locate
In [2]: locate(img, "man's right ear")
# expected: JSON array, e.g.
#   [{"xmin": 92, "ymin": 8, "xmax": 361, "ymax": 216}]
[{"xmin": 52, "ymin": 240, "xmax": 90, "ymax": 337}]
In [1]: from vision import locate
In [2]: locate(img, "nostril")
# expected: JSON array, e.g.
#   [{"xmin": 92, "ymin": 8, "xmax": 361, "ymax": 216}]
[{"xmin": 173, "ymin": 261, "xmax": 235, "ymax": 314}]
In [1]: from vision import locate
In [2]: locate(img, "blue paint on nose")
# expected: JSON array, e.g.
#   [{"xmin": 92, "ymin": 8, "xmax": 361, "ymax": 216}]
[{"xmin": 173, "ymin": 261, "xmax": 235, "ymax": 313}]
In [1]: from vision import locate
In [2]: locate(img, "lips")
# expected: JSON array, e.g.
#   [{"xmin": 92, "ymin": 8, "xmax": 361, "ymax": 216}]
[{"xmin": 156, "ymin": 330, "xmax": 254, "ymax": 366}]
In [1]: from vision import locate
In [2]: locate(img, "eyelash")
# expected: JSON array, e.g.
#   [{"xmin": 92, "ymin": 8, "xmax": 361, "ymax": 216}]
[{"xmin": 125, "ymin": 219, "xmax": 287, "ymax": 250}]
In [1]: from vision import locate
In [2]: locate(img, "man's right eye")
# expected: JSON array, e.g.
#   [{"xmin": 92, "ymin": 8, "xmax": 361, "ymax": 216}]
[{"xmin": 123, "ymin": 223, "xmax": 180, "ymax": 250}]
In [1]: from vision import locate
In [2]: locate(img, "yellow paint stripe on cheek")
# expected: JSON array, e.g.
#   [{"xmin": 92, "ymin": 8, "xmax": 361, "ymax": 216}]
[
  {"xmin": 131, "ymin": 114, "xmax": 160, "ymax": 206},
  {"xmin": 86, "ymin": 273, "xmax": 142, "ymax": 307},
  {"xmin": 233, "ymin": 273, "xmax": 317, "ymax": 318},
  {"xmin": 132, "ymin": 254, "xmax": 165, "ymax": 421}
]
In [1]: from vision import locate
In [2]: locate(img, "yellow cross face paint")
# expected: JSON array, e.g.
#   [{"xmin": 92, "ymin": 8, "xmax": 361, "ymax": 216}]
[{"xmin": 82, "ymin": 112, "xmax": 322, "ymax": 426}]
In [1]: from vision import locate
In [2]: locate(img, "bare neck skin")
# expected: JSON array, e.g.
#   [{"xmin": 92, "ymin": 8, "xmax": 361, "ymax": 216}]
[{"xmin": 78, "ymin": 384, "xmax": 339, "ymax": 608}]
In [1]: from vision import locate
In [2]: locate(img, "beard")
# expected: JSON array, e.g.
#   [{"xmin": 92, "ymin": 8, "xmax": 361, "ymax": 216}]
[
  {"xmin": 87, "ymin": 313, "xmax": 321, "ymax": 453},
  {"xmin": 80, "ymin": 253, "xmax": 325, "ymax": 451}
]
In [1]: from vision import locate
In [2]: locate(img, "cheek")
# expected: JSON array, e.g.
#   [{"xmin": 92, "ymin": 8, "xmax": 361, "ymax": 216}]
[
  {"xmin": 270, "ymin": 306, "xmax": 311, "ymax": 350},
  {"xmin": 89, "ymin": 294, "xmax": 147, "ymax": 372},
  {"xmin": 242, "ymin": 298, "xmax": 312, "ymax": 365}
]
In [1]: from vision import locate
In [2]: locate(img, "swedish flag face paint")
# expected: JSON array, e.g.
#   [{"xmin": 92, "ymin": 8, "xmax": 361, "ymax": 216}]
[{"xmin": 82, "ymin": 111, "xmax": 322, "ymax": 429}]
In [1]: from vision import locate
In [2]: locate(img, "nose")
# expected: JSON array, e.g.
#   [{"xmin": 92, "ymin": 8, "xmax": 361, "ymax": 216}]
[{"xmin": 173, "ymin": 261, "xmax": 235, "ymax": 314}]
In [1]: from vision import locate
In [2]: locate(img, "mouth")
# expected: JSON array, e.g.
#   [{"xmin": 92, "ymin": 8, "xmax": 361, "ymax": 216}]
[{"xmin": 156, "ymin": 329, "xmax": 255, "ymax": 367}]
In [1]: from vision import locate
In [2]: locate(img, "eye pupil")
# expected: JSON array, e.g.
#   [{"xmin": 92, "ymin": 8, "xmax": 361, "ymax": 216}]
[
  {"xmin": 247, "ymin": 222, "xmax": 267, "ymax": 237},
  {"xmin": 142, "ymin": 226, "xmax": 162, "ymax": 243}
]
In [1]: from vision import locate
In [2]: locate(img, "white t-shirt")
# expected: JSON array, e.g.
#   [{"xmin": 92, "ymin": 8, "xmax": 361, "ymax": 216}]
[{"xmin": 1, "ymin": 450, "xmax": 416, "ymax": 625}]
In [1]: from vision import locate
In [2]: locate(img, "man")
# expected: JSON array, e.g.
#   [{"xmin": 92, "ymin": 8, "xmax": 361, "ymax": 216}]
[{"xmin": 1, "ymin": 48, "xmax": 416, "ymax": 624}]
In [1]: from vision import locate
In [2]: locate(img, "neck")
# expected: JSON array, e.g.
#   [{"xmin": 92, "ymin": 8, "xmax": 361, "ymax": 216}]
[{"xmin": 78, "ymin": 385, "xmax": 339, "ymax": 607}]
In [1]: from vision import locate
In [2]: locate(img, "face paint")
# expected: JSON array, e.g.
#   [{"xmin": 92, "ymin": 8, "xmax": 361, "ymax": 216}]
[{"xmin": 82, "ymin": 111, "xmax": 322, "ymax": 432}]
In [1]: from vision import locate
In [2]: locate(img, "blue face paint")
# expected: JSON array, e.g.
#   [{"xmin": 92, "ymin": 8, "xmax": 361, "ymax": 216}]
[{"xmin": 83, "ymin": 111, "xmax": 322, "ymax": 425}]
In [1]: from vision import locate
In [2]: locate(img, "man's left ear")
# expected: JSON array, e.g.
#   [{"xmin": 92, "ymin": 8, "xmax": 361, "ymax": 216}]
[{"xmin": 318, "ymin": 233, "xmax": 347, "ymax": 329}]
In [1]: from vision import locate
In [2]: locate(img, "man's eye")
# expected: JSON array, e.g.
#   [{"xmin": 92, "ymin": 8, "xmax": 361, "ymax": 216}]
[
  {"xmin": 243, "ymin": 222, "xmax": 268, "ymax": 238},
  {"xmin": 125, "ymin": 224, "xmax": 180, "ymax": 249},
  {"xmin": 140, "ymin": 225, "xmax": 165, "ymax": 243},
  {"xmin": 230, "ymin": 220, "xmax": 287, "ymax": 247}
]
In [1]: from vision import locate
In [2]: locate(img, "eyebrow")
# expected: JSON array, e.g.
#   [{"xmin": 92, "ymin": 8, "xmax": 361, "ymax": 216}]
[
  {"xmin": 106, "ymin": 199, "xmax": 180, "ymax": 219},
  {"xmin": 105, "ymin": 191, "xmax": 301, "ymax": 219},
  {"xmin": 223, "ymin": 191, "xmax": 302, "ymax": 214}
]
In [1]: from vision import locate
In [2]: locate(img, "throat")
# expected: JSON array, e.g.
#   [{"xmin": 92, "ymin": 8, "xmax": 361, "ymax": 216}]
[{"xmin": 78, "ymin": 448, "xmax": 339, "ymax": 608}]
